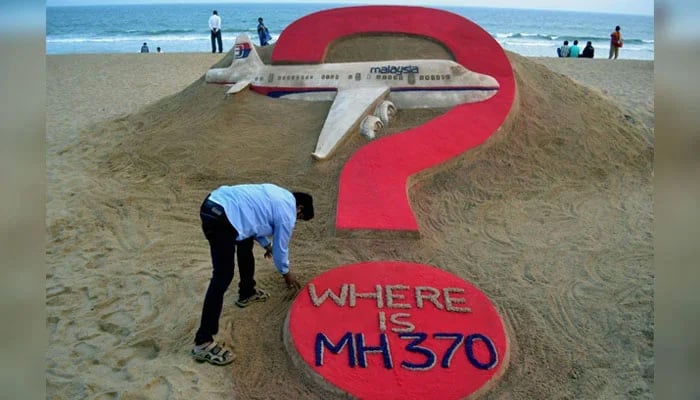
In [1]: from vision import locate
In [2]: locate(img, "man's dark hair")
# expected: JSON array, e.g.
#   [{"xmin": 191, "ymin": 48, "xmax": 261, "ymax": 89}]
[
  {"xmin": 293, "ymin": 192, "xmax": 314, "ymax": 220},
  {"xmin": 213, "ymin": 10, "xmax": 218, "ymax": 15}
]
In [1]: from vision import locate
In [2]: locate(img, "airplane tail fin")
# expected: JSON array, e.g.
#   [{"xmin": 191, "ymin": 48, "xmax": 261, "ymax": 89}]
[
  {"xmin": 231, "ymin": 34, "xmax": 263, "ymax": 66},
  {"xmin": 205, "ymin": 34, "xmax": 262, "ymax": 83}
]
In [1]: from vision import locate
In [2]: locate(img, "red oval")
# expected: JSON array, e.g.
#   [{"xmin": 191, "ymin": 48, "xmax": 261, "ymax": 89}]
[{"xmin": 286, "ymin": 261, "xmax": 509, "ymax": 399}]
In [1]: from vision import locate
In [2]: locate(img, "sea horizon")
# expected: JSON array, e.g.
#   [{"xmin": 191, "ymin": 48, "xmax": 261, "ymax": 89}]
[{"xmin": 46, "ymin": 3, "xmax": 654, "ymax": 59}]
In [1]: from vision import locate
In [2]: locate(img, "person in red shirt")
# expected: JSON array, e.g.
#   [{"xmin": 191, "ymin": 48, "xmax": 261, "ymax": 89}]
[{"xmin": 609, "ymin": 25, "xmax": 623, "ymax": 59}]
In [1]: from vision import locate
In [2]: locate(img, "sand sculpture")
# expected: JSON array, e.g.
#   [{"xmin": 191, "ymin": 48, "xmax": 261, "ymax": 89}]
[
  {"xmin": 258, "ymin": 6, "xmax": 515, "ymax": 399},
  {"xmin": 206, "ymin": 35, "xmax": 499, "ymax": 161}
]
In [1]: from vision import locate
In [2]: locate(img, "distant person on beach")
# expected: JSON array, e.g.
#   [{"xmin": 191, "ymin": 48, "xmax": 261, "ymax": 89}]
[
  {"xmin": 569, "ymin": 40, "xmax": 581, "ymax": 58},
  {"xmin": 209, "ymin": 10, "xmax": 223, "ymax": 53},
  {"xmin": 581, "ymin": 41, "xmax": 595, "ymax": 58},
  {"xmin": 191, "ymin": 184, "xmax": 314, "ymax": 365},
  {"xmin": 140, "ymin": 42, "xmax": 149, "ymax": 53},
  {"xmin": 609, "ymin": 25, "xmax": 623, "ymax": 59},
  {"xmin": 257, "ymin": 17, "xmax": 271, "ymax": 46},
  {"xmin": 156, "ymin": 47, "xmax": 162, "ymax": 53},
  {"xmin": 557, "ymin": 40, "xmax": 570, "ymax": 57}
]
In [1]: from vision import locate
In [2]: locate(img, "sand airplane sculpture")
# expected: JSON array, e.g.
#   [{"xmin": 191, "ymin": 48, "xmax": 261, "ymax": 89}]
[{"xmin": 206, "ymin": 34, "xmax": 500, "ymax": 160}]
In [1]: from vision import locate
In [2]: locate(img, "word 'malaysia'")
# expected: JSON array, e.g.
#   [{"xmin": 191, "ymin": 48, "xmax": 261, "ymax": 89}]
[{"xmin": 369, "ymin": 65, "xmax": 420, "ymax": 75}]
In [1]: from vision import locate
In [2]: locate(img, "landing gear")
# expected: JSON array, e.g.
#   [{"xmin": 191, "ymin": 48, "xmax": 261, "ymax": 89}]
[
  {"xmin": 359, "ymin": 101, "xmax": 397, "ymax": 140},
  {"xmin": 360, "ymin": 115, "xmax": 383, "ymax": 140},
  {"xmin": 374, "ymin": 100, "xmax": 397, "ymax": 126}
]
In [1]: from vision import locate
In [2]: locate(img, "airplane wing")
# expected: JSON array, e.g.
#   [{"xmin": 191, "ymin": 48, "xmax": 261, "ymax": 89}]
[
  {"xmin": 312, "ymin": 86, "xmax": 390, "ymax": 160},
  {"xmin": 225, "ymin": 79, "xmax": 251, "ymax": 95}
]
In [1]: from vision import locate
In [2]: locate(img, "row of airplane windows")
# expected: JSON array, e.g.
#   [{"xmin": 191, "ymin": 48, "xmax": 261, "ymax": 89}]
[{"xmin": 252, "ymin": 74, "xmax": 453, "ymax": 82}]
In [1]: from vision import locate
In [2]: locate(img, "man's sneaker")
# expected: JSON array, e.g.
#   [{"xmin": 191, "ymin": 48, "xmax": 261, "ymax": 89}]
[
  {"xmin": 235, "ymin": 289, "xmax": 270, "ymax": 308},
  {"xmin": 191, "ymin": 341, "xmax": 234, "ymax": 365}
]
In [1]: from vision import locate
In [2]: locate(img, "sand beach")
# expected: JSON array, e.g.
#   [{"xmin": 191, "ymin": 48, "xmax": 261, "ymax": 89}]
[{"xmin": 46, "ymin": 36, "xmax": 653, "ymax": 399}]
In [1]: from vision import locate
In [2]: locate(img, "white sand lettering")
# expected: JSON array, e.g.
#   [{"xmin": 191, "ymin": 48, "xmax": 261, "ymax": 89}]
[
  {"xmin": 385, "ymin": 284, "xmax": 411, "ymax": 309},
  {"xmin": 389, "ymin": 313, "xmax": 415, "ymax": 333},
  {"xmin": 309, "ymin": 283, "xmax": 469, "ymax": 312},
  {"xmin": 308, "ymin": 283, "xmax": 349, "ymax": 307},
  {"xmin": 415, "ymin": 286, "xmax": 444, "ymax": 310},
  {"xmin": 378, "ymin": 311, "xmax": 387, "ymax": 332},
  {"xmin": 443, "ymin": 287, "xmax": 471, "ymax": 312},
  {"xmin": 349, "ymin": 284, "xmax": 384, "ymax": 308}
]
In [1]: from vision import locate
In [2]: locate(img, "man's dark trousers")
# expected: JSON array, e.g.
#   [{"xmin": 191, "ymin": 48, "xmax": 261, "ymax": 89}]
[
  {"xmin": 211, "ymin": 29, "xmax": 222, "ymax": 53},
  {"xmin": 195, "ymin": 197, "xmax": 256, "ymax": 345}
]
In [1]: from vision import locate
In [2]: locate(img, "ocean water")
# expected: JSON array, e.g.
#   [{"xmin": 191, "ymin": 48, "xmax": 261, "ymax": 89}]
[{"xmin": 46, "ymin": 3, "xmax": 654, "ymax": 59}]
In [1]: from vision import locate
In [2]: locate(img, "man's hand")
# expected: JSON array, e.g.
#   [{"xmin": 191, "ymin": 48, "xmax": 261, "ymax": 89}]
[
  {"xmin": 283, "ymin": 271, "xmax": 301, "ymax": 290},
  {"xmin": 264, "ymin": 244, "xmax": 272, "ymax": 259}
]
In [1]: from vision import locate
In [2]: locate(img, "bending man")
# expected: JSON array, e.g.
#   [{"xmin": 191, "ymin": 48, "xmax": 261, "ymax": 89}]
[{"xmin": 192, "ymin": 183, "xmax": 314, "ymax": 365}]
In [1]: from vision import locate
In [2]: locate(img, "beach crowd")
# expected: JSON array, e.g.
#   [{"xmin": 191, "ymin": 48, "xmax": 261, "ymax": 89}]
[
  {"xmin": 139, "ymin": 10, "xmax": 271, "ymax": 54},
  {"xmin": 557, "ymin": 25, "xmax": 624, "ymax": 59}
]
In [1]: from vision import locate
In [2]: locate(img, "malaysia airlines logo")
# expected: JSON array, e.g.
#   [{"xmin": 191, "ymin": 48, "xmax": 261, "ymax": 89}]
[{"xmin": 234, "ymin": 43, "xmax": 252, "ymax": 59}]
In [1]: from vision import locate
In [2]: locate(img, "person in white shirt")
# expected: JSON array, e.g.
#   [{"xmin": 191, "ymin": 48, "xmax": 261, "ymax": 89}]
[{"xmin": 208, "ymin": 10, "xmax": 222, "ymax": 53}]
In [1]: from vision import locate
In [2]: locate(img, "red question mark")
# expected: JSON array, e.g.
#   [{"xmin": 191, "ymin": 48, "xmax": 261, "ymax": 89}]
[{"xmin": 272, "ymin": 6, "xmax": 516, "ymax": 233}]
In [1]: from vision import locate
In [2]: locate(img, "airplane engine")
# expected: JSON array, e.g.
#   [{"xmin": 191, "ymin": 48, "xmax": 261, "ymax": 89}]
[
  {"xmin": 374, "ymin": 100, "xmax": 397, "ymax": 126},
  {"xmin": 360, "ymin": 115, "xmax": 383, "ymax": 140}
]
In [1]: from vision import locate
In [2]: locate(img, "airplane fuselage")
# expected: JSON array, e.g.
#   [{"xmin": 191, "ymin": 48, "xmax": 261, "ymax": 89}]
[
  {"xmin": 207, "ymin": 59, "xmax": 498, "ymax": 108},
  {"xmin": 205, "ymin": 35, "xmax": 500, "ymax": 159}
]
